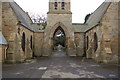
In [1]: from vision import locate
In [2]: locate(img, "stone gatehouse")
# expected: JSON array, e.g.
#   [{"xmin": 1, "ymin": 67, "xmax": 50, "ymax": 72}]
[{"xmin": 0, "ymin": 0, "xmax": 119, "ymax": 63}]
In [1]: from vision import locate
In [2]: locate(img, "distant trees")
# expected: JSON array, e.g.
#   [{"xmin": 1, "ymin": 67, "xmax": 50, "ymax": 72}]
[
  {"xmin": 28, "ymin": 12, "xmax": 47, "ymax": 29},
  {"xmin": 84, "ymin": 13, "xmax": 92, "ymax": 24},
  {"xmin": 54, "ymin": 35, "xmax": 66, "ymax": 47},
  {"xmin": 29, "ymin": 12, "xmax": 47, "ymax": 24}
]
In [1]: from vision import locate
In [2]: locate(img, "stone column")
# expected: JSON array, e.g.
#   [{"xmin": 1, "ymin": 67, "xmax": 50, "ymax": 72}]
[
  {"xmin": 42, "ymin": 36, "xmax": 52, "ymax": 56},
  {"xmin": 6, "ymin": 33, "xmax": 16, "ymax": 63},
  {"xmin": 66, "ymin": 37, "xmax": 77, "ymax": 56}
]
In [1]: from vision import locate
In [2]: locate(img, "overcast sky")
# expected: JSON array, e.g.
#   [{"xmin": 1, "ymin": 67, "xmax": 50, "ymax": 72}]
[{"xmin": 14, "ymin": 0, "xmax": 105, "ymax": 23}]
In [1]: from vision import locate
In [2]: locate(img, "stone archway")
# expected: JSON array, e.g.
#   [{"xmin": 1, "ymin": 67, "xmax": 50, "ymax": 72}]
[
  {"xmin": 52, "ymin": 26, "xmax": 66, "ymax": 51},
  {"xmin": 49, "ymin": 22, "xmax": 69, "ymax": 56},
  {"xmin": 42, "ymin": 22, "xmax": 76, "ymax": 56}
]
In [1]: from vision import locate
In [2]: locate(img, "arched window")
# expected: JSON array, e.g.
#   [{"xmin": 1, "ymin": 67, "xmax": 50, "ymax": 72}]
[
  {"xmin": 22, "ymin": 32, "xmax": 25, "ymax": 52},
  {"xmin": 94, "ymin": 32, "xmax": 98, "ymax": 52},
  {"xmin": 30, "ymin": 36, "xmax": 33, "ymax": 49},
  {"xmin": 86, "ymin": 36, "xmax": 89, "ymax": 50}
]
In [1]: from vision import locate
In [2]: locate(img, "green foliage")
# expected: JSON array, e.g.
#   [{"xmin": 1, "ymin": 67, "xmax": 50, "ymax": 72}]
[
  {"xmin": 54, "ymin": 35, "xmax": 66, "ymax": 47},
  {"xmin": 84, "ymin": 13, "xmax": 92, "ymax": 24},
  {"xmin": 37, "ymin": 23, "xmax": 47, "ymax": 30},
  {"xmin": 42, "ymin": 22, "xmax": 47, "ymax": 29}
]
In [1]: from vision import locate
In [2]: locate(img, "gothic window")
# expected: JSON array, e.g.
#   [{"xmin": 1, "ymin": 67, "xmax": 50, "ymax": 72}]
[
  {"xmin": 94, "ymin": 32, "xmax": 98, "ymax": 52},
  {"xmin": 22, "ymin": 32, "xmax": 25, "ymax": 52},
  {"xmin": 86, "ymin": 36, "xmax": 89, "ymax": 50},
  {"xmin": 30, "ymin": 36, "xmax": 33, "ymax": 49}
]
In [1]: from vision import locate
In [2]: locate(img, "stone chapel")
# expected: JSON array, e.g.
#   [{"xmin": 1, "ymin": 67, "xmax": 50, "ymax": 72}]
[{"xmin": 0, "ymin": 0, "xmax": 119, "ymax": 63}]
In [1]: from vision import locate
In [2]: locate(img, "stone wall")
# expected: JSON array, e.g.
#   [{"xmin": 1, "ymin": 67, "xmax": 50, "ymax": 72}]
[
  {"xmin": 85, "ymin": 25, "xmax": 103, "ymax": 61},
  {"xmin": 118, "ymin": 2, "xmax": 120, "ymax": 61},
  {"xmin": 0, "ymin": 1, "xmax": 1, "ymax": 27},
  {"xmin": 34, "ymin": 32, "xmax": 44, "ymax": 56},
  {"xmin": 0, "ymin": 45, "xmax": 2, "ymax": 62},
  {"xmin": 0, "ymin": 45, "xmax": 6, "ymax": 63},
  {"xmin": 18, "ymin": 25, "xmax": 33, "ymax": 61},
  {"xmin": 100, "ymin": 2, "xmax": 119, "ymax": 63},
  {"xmin": 2, "ymin": 2, "xmax": 18, "ymax": 63},
  {"xmin": 74, "ymin": 32, "xmax": 85, "ymax": 56},
  {"xmin": 2, "ymin": 3, "xmax": 33, "ymax": 63},
  {"xmin": 44, "ymin": 13, "xmax": 76, "ymax": 56},
  {"xmin": 85, "ymin": 2, "xmax": 119, "ymax": 63},
  {"xmin": 47, "ymin": 14, "xmax": 72, "ymax": 28},
  {"xmin": 0, "ymin": 2, "xmax": 2, "ymax": 63}
]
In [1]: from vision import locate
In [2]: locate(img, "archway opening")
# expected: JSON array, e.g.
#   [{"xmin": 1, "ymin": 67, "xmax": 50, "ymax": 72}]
[
  {"xmin": 53, "ymin": 26, "xmax": 66, "ymax": 52},
  {"xmin": 94, "ymin": 32, "xmax": 98, "ymax": 52}
]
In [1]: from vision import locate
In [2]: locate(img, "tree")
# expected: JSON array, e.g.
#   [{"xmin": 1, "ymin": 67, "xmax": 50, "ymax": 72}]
[
  {"xmin": 84, "ymin": 13, "xmax": 92, "ymax": 24},
  {"xmin": 28, "ymin": 12, "xmax": 47, "ymax": 29},
  {"xmin": 28, "ymin": 12, "xmax": 47, "ymax": 23}
]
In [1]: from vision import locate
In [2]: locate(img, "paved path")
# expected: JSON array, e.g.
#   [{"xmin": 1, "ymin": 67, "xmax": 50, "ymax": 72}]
[{"xmin": 2, "ymin": 51, "xmax": 118, "ymax": 79}]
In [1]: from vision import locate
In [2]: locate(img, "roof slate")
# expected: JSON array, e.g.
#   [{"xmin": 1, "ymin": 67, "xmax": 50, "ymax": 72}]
[
  {"xmin": 9, "ymin": 2, "xmax": 45, "ymax": 32},
  {"xmin": 9, "ymin": 2, "xmax": 34, "ymax": 31},
  {"xmin": 85, "ymin": 2, "xmax": 111, "ymax": 32},
  {"xmin": 9, "ymin": 1, "xmax": 111, "ymax": 33},
  {"xmin": 72, "ymin": 23, "xmax": 88, "ymax": 32},
  {"xmin": 73, "ymin": 2, "xmax": 111, "ymax": 32}
]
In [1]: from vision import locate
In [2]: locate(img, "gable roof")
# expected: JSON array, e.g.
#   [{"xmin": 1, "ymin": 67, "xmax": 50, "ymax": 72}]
[
  {"xmin": 0, "ymin": 32, "xmax": 7, "ymax": 45},
  {"xmin": 85, "ymin": 2, "xmax": 111, "ymax": 32},
  {"xmin": 8, "ymin": 1, "xmax": 111, "ymax": 33},
  {"xmin": 9, "ymin": 2, "xmax": 34, "ymax": 31},
  {"xmin": 73, "ymin": 2, "xmax": 111, "ymax": 33},
  {"xmin": 72, "ymin": 23, "xmax": 88, "ymax": 32}
]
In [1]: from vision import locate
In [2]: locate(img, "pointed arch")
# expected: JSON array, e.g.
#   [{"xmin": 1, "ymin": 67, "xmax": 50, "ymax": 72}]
[
  {"xmin": 94, "ymin": 32, "xmax": 98, "ymax": 52},
  {"xmin": 53, "ymin": 26, "xmax": 66, "ymax": 37},
  {"xmin": 21, "ymin": 32, "xmax": 25, "ymax": 52},
  {"xmin": 50, "ymin": 22, "xmax": 69, "ymax": 38},
  {"xmin": 53, "ymin": 26, "xmax": 66, "ymax": 47}
]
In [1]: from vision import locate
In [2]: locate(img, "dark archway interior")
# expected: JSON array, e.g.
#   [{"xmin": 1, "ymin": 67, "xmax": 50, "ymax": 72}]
[
  {"xmin": 22, "ymin": 32, "xmax": 25, "ymax": 52},
  {"xmin": 53, "ymin": 26, "xmax": 66, "ymax": 51},
  {"xmin": 94, "ymin": 33, "xmax": 98, "ymax": 52},
  {"xmin": 30, "ymin": 36, "xmax": 33, "ymax": 49},
  {"xmin": 86, "ymin": 36, "xmax": 89, "ymax": 50}
]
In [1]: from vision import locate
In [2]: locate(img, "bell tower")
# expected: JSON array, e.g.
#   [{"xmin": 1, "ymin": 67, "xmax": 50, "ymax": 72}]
[
  {"xmin": 42, "ymin": 0, "xmax": 76, "ymax": 56},
  {"xmin": 47, "ymin": 0, "xmax": 72, "ymax": 27},
  {"xmin": 48, "ymin": 0, "xmax": 72, "ymax": 14}
]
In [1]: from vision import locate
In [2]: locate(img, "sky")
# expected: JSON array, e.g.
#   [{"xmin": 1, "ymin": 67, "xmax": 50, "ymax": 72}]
[{"xmin": 14, "ymin": 0, "xmax": 105, "ymax": 23}]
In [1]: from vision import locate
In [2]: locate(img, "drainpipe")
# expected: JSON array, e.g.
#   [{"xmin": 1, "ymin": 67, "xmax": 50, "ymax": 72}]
[{"xmin": 4, "ymin": 45, "xmax": 8, "ymax": 60}]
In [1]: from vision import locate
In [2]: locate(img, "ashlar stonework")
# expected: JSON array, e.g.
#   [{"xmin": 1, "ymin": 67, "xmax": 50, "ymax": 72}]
[{"xmin": 0, "ymin": 0, "xmax": 119, "ymax": 63}]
